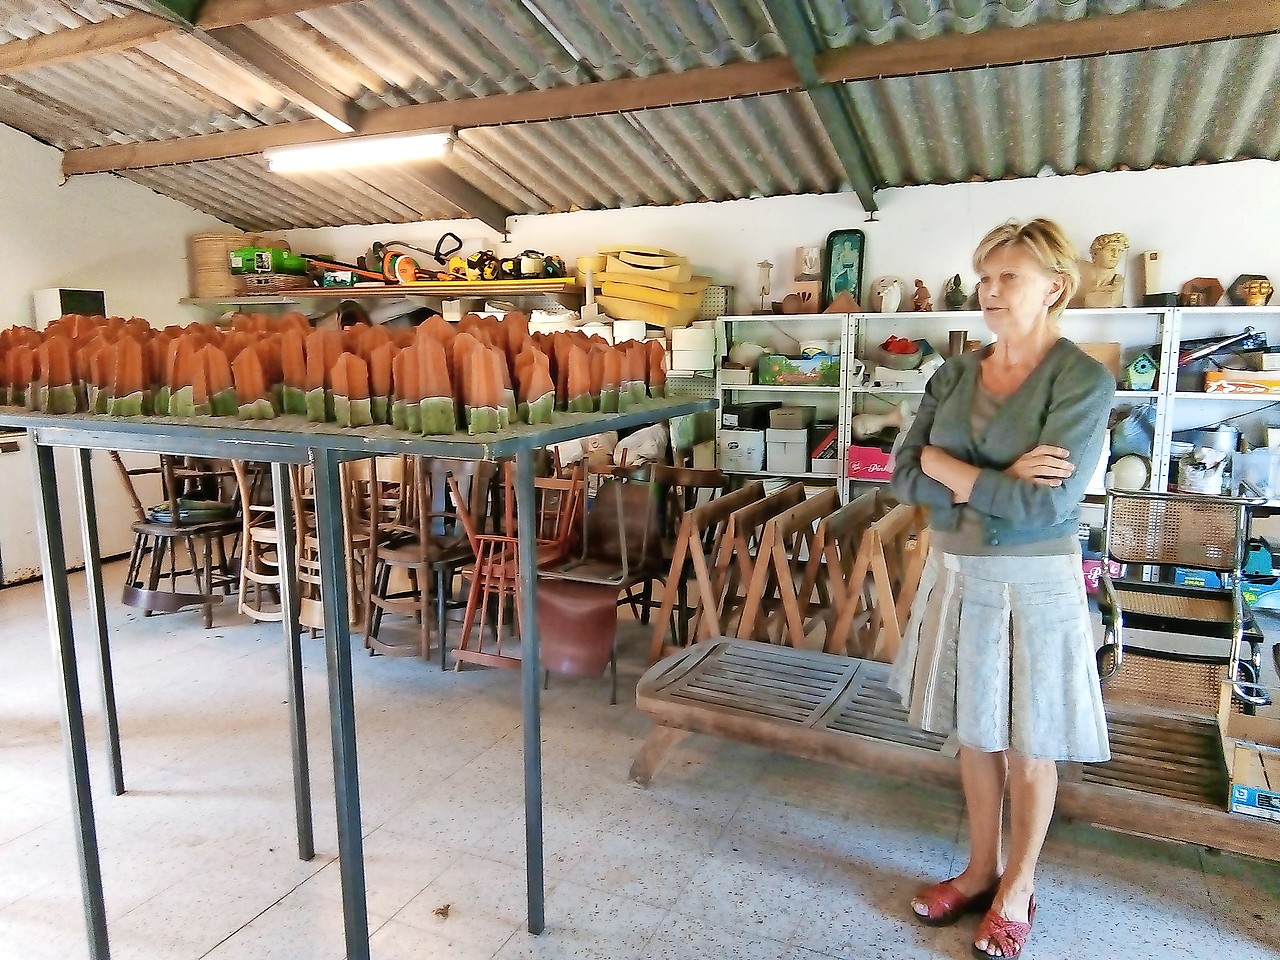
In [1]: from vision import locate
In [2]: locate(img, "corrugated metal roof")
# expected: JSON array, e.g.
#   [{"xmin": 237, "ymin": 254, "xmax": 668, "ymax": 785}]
[{"xmin": 0, "ymin": 0, "xmax": 1276, "ymax": 228}]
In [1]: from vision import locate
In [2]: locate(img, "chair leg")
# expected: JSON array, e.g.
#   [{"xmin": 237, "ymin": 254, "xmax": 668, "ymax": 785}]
[
  {"xmin": 418, "ymin": 564, "xmax": 432, "ymax": 662},
  {"xmin": 436, "ymin": 568, "xmax": 449, "ymax": 670},
  {"xmin": 610, "ymin": 641, "xmax": 618, "ymax": 706}
]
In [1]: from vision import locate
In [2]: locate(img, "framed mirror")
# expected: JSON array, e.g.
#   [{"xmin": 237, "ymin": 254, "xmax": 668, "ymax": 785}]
[{"xmin": 822, "ymin": 229, "xmax": 866, "ymax": 309}]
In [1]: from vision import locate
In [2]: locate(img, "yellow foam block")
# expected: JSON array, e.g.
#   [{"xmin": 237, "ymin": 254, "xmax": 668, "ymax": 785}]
[
  {"xmin": 601, "ymin": 280, "xmax": 703, "ymax": 309},
  {"xmin": 604, "ymin": 255, "xmax": 691, "ymax": 284},
  {"xmin": 596, "ymin": 294, "xmax": 700, "ymax": 329}
]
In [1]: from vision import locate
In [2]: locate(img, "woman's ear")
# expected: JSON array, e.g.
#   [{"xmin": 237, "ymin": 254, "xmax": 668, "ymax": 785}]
[{"xmin": 1046, "ymin": 273, "xmax": 1066, "ymax": 305}]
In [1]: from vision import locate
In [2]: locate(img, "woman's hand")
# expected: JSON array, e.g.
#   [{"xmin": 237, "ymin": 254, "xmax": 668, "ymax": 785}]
[{"xmin": 1006, "ymin": 445, "xmax": 1075, "ymax": 487}]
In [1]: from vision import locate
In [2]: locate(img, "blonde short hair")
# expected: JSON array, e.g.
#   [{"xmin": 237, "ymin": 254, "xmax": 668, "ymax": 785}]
[{"xmin": 972, "ymin": 219, "xmax": 1080, "ymax": 326}]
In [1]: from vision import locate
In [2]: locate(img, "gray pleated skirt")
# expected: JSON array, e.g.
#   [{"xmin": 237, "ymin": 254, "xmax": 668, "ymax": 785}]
[{"xmin": 888, "ymin": 549, "xmax": 1110, "ymax": 763}]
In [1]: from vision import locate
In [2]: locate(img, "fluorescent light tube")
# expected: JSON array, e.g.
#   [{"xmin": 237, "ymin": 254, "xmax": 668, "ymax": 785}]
[{"xmin": 263, "ymin": 130, "xmax": 453, "ymax": 173}]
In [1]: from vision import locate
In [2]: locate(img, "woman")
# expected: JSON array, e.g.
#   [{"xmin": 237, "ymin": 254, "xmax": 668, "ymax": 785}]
[{"xmin": 889, "ymin": 219, "xmax": 1114, "ymax": 958}]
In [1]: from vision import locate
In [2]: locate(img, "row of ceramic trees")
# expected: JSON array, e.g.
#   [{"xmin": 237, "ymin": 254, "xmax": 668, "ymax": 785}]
[{"xmin": 0, "ymin": 311, "xmax": 668, "ymax": 435}]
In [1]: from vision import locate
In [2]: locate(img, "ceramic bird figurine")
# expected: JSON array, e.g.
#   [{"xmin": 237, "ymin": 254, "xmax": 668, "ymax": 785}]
[{"xmin": 850, "ymin": 399, "xmax": 912, "ymax": 440}]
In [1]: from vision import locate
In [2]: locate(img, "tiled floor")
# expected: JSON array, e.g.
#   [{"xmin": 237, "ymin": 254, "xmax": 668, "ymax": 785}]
[{"xmin": 1, "ymin": 563, "xmax": 1278, "ymax": 960}]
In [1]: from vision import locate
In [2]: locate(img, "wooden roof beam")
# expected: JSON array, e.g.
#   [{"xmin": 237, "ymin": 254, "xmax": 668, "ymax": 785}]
[
  {"xmin": 61, "ymin": 57, "xmax": 805, "ymax": 175},
  {"xmin": 816, "ymin": 0, "xmax": 1280, "ymax": 83},
  {"xmin": 408, "ymin": 164, "xmax": 514, "ymax": 235},
  {"xmin": 0, "ymin": 0, "xmax": 350, "ymax": 76},
  {"xmin": 760, "ymin": 0, "xmax": 880, "ymax": 214}
]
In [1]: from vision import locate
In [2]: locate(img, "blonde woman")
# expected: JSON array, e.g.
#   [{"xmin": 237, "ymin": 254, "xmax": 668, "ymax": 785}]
[{"xmin": 889, "ymin": 219, "xmax": 1114, "ymax": 958}]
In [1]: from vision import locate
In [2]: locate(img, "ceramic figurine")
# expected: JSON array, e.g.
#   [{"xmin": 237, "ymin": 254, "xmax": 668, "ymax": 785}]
[
  {"xmin": 1179, "ymin": 277, "xmax": 1224, "ymax": 307},
  {"xmin": 911, "ymin": 279, "xmax": 933, "ymax": 312},
  {"xmin": 1228, "ymin": 275, "xmax": 1275, "ymax": 307},
  {"xmin": 943, "ymin": 274, "xmax": 967, "ymax": 310},
  {"xmin": 1072, "ymin": 232, "xmax": 1129, "ymax": 308},
  {"xmin": 756, "ymin": 260, "xmax": 774, "ymax": 313},
  {"xmin": 868, "ymin": 276, "xmax": 904, "ymax": 313}
]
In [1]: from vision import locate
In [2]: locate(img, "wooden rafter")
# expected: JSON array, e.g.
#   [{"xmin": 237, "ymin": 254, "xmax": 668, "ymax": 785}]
[
  {"xmin": 46, "ymin": 0, "xmax": 1280, "ymax": 180},
  {"xmin": 817, "ymin": 0, "xmax": 1280, "ymax": 83},
  {"xmin": 0, "ymin": 0, "xmax": 350, "ymax": 74},
  {"xmin": 61, "ymin": 57, "xmax": 805, "ymax": 175}
]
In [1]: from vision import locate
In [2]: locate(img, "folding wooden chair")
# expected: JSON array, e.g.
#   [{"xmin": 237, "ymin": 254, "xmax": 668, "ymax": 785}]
[
  {"xmin": 646, "ymin": 481, "xmax": 765, "ymax": 665},
  {"xmin": 831, "ymin": 503, "xmax": 931, "ymax": 662},
  {"xmin": 736, "ymin": 487, "xmax": 841, "ymax": 648},
  {"xmin": 701, "ymin": 483, "xmax": 806, "ymax": 641}
]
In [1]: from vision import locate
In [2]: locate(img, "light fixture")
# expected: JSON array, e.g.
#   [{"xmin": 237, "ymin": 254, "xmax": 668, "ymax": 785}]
[{"xmin": 263, "ymin": 129, "xmax": 454, "ymax": 173}]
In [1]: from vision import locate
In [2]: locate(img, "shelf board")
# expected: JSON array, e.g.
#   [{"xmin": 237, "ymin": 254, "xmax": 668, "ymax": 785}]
[
  {"xmin": 724, "ymin": 469, "xmax": 845, "ymax": 480},
  {"xmin": 849, "ymin": 384, "xmax": 925, "ymax": 394},
  {"xmin": 719, "ymin": 384, "xmax": 842, "ymax": 393},
  {"xmin": 1173, "ymin": 391, "xmax": 1280, "ymax": 402},
  {"xmin": 1115, "ymin": 390, "xmax": 1159, "ymax": 399},
  {"xmin": 182, "ymin": 278, "xmax": 581, "ymax": 307}
]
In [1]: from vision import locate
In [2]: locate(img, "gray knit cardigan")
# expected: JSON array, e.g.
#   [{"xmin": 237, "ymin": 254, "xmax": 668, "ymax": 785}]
[{"xmin": 889, "ymin": 338, "xmax": 1115, "ymax": 548}]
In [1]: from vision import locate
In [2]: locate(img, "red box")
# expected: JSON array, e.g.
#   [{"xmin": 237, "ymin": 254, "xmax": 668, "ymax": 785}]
[
  {"xmin": 1081, "ymin": 558, "xmax": 1124, "ymax": 594},
  {"xmin": 846, "ymin": 444, "xmax": 894, "ymax": 481}
]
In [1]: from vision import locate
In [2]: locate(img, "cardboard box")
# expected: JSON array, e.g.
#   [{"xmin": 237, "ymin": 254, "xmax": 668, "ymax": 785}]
[
  {"xmin": 757, "ymin": 354, "xmax": 841, "ymax": 386},
  {"xmin": 1081, "ymin": 558, "xmax": 1124, "ymax": 595},
  {"xmin": 769, "ymin": 405, "xmax": 816, "ymax": 429},
  {"xmin": 870, "ymin": 366, "xmax": 930, "ymax": 390},
  {"xmin": 847, "ymin": 443, "xmax": 894, "ymax": 481},
  {"xmin": 720, "ymin": 367, "xmax": 753, "ymax": 385},
  {"xmin": 766, "ymin": 428, "xmax": 809, "ymax": 474},
  {"xmin": 1219, "ymin": 690, "xmax": 1280, "ymax": 821},
  {"xmin": 670, "ymin": 325, "xmax": 715, "ymax": 352},
  {"xmin": 721, "ymin": 401, "xmax": 779, "ymax": 429},
  {"xmin": 810, "ymin": 459, "xmax": 840, "ymax": 475},
  {"xmin": 1204, "ymin": 370, "xmax": 1280, "ymax": 394},
  {"xmin": 810, "ymin": 424, "xmax": 839, "ymax": 461},
  {"xmin": 718, "ymin": 429, "xmax": 765, "ymax": 472},
  {"xmin": 669, "ymin": 348, "xmax": 714, "ymax": 371}
]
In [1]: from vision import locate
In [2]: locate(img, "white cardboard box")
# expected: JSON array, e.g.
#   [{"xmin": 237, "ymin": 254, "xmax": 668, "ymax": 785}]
[
  {"xmin": 766, "ymin": 428, "xmax": 809, "ymax": 474},
  {"xmin": 670, "ymin": 348, "xmax": 715, "ymax": 371},
  {"xmin": 718, "ymin": 429, "xmax": 765, "ymax": 473},
  {"xmin": 671, "ymin": 325, "xmax": 716, "ymax": 352}
]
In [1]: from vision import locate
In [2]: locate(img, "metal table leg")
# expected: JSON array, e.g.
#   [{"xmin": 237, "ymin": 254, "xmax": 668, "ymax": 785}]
[
  {"xmin": 271, "ymin": 462, "xmax": 314, "ymax": 862},
  {"xmin": 311, "ymin": 448, "xmax": 370, "ymax": 959},
  {"xmin": 33, "ymin": 442, "xmax": 110, "ymax": 959},
  {"xmin": 74, "ymin": 448, "xmax": 124, "ymax": 796},
  {"xmin": 513, "ymin": 448, "xmax": 546, "ymax": 934}
]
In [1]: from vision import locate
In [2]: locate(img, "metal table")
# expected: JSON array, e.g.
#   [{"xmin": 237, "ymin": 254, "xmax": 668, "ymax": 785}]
[{"xmin": 0, "ymin": 398, "xmax": 713, "ymax": 960}]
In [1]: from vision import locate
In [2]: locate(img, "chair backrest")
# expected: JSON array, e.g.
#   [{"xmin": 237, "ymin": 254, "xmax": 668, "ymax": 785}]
[
  {"xmin": 584, "ymin": 475, "xmax": 664, "ymax": 569},
  {"xmin": 650, "ymin": 464, "xmax": 727, "ymax": 539},
  {"xmin": 1105, "ymin": 490, "xmax": 1249, "ymax": 572}
]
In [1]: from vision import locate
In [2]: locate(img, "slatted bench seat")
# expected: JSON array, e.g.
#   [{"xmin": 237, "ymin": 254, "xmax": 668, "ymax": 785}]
[{"xmin": 631, "ymin": 639, "xmax": 1280, "ymax": 863}]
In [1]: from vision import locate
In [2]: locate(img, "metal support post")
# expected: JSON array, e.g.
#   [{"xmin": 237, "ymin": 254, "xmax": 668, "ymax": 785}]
[
  {"xmin": 311, "ymin": 448, "xmax": 370, "ymax": 959},
  {"xmin": 513, "ymin": 448, "xmax": 546, "ymax": 934},
  {"xmin": 33, "ymin": 442, "xmax": 110, "ymax": 959},
  {"xmin": 271, "ymin": 462, "xmax": 314, "ymax": 861},
  {"xmin": 74, "ymin": 448, "xmax": 125, "ymax": 795}
]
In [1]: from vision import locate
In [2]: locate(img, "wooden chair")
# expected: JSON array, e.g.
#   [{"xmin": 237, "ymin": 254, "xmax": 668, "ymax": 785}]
[
  {"xmin": 110, "ymin": 452, "xmax": 241, "ymax": 628},
  {"xmin": 736, "ymin": 487, "xmax": 841, "ymax": 648},
  {"xmin": 701, "ymin": 482, "xmax": 807, "ymax": 641},
  {"xmin": 230, "ymin": 460, "xmax": 282, "ymax": 623},
  {"xmin": 831, "ymin": 503, "xmax": 931, "ymax": 663},
  {"xmin": 449, "ymin": 464, "xmax": 582, "ymax": 670},
  {"xmin": 646, "ymin": 481, "xmax": 766, "ymax": 665},
  {"xmin": 364, "ymin": 456, "xmax": 495, "ymax": 665},
  {"xmin": 811, "ymin": 491, "xmax": 885, "ymax": 656}
]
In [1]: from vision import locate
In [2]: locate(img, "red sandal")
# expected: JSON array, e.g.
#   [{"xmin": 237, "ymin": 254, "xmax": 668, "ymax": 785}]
[
  {"xmin": 972, "ymin": 896, "xmax": 1036, "ymax": 958},
  {"xmin": 910, "ymin": 877, "xmax": 999, "ymax": 927}
]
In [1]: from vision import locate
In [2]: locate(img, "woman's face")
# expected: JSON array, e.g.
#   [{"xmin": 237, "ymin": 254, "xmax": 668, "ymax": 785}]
[{"xmin": 976, "ymin": 244, "xmax": 1064, "ymax": 341}]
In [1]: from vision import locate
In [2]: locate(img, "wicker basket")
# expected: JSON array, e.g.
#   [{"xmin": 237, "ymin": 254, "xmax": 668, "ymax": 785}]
[
  {"xmin": 235, "ymin": 273, "xmax": 315, "ymax": 295},
  {"xmin": 189, "ymin": 232, "xmax": 252, "ymax": 298}
]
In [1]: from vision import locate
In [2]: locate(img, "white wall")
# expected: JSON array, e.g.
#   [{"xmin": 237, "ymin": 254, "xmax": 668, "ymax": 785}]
[
  {"xmin": 284, "ymin": 159, "xmax": 1280, "ymax": 316},
  {"xmin": 0, "ymin": 123, "xmax": 224, "ymax": 329}
]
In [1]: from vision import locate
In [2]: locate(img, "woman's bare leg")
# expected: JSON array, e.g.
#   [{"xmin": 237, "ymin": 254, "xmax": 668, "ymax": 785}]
[
  {"xmin": 975, "ymin": 752, "xmax": 1056, "ymax": 954},
  {"xmin": 913, "ymin": 745, "xmax": 1005, "ymax": 916}
]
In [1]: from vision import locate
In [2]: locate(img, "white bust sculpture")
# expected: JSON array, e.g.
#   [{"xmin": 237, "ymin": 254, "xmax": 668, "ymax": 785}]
[{"xmin": 1073, "ymin": 232, "xmax": 1129, "ymax": 308}]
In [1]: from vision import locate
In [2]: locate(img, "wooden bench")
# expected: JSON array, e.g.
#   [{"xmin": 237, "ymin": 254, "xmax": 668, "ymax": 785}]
[{"xmin": 631, "ymin": 638, "xmax": 1280, "ymax": 863}]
